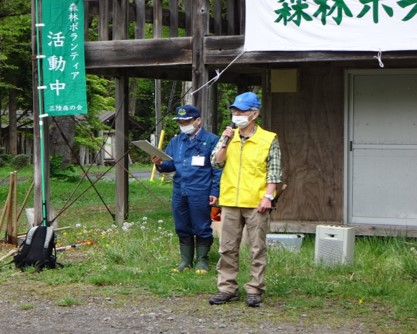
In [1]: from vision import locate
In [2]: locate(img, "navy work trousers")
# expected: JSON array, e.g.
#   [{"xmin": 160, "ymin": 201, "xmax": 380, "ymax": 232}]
[{"xmin": 172, "ymin": 193, "xmax": 212, "ymax": 240}]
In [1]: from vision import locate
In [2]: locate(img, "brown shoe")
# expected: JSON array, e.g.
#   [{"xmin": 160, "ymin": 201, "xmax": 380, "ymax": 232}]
[
  {"xmin": 246, "ymin": 293, "xmax": 262, "ymax": 307},
  {"xmin": 209, "ymin": 291, "xmax": 239, "ymax": 305}
]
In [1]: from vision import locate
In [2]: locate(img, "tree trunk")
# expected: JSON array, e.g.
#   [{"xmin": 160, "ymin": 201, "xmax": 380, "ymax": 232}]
[
  {"xmin": 49, "ymin": 117, "xmax": 75, "ymax": 168},
  {"xmin": 8, "ymin": 89, "xmax": 18, "ymax": 154}
]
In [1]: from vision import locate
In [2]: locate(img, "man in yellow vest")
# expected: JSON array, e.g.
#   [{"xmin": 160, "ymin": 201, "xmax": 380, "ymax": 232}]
[{"xmin": 209, "ymin": 92, "xmax": 282, "ymax": 307}]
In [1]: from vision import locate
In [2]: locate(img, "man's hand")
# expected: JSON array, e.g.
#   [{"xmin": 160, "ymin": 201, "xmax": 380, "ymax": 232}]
[
  {"xmin": 257, "ymin": 197, "xmax": 272, "ymax": 214},
  {"xmin": 209, "ymin": 196, "xmax": 218, "ymax": 206},
  {"xmin": 152, "ymin": 155, "xmax": 162, "ymax": 166}
]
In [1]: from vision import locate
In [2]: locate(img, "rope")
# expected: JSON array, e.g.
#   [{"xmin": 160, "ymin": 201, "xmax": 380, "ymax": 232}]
[
  {"xmin": 373, "ymin": 50, "xmax": 384, "ymax": 68},
  {"xmin": 190, "ymin": 49, "xmax": 245, "ymax": 96}
]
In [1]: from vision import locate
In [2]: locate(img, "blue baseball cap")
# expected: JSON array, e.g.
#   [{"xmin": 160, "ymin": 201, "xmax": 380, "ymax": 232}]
[
  {"xmin": 173, "ymin": 105, "xmax": 201, "ymax": 120},
  {"xmin": 229, "ymin": 92, "xmax": 261, "ymax": 110}
]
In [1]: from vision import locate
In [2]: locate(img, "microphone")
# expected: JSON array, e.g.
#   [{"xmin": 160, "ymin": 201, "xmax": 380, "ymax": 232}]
[{"xmin": 221, "ymin": 123, "xmax": 237, "ymax": 148}]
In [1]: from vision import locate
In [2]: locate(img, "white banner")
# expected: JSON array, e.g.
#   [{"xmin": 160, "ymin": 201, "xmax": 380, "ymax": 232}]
[{"xmin": 245, "ymin": 0, "xmax": 417, "ymax": 51}]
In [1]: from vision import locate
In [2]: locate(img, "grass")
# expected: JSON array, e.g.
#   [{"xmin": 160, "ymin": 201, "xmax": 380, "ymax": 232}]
[
  {"xmin": 1, "ymin": 164, "xmax": 417, "ymax": 332},
  {"xmin": 55, "ymin": 295, "xmax": 82, "ymax": 307},
  {"xmin": 19, "ymin": 303, "xmax": 35, "ymax": 310}
]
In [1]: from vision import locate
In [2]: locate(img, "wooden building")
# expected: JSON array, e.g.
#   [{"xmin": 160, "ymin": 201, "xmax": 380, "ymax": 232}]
[{"xmin": 57, "ymin": 1, "xmax": 416, "ymax": 236}]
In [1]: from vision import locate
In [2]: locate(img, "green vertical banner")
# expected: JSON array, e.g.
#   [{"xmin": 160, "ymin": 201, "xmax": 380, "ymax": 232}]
[{"xmin": 42, "ymin": 0, "xmax": 87, "ymax": 116}]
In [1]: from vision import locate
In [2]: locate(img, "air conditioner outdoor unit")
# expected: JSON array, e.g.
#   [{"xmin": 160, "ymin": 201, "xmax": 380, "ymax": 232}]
[{"xmin": 314, "ymin": 225, "xmax": 355, "ymax": 265}]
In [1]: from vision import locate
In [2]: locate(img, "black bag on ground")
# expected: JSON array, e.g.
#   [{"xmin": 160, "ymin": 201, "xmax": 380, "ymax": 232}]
[{"xmin": 13, "ymin": 225, "xmax": 59, "ymax": 271}]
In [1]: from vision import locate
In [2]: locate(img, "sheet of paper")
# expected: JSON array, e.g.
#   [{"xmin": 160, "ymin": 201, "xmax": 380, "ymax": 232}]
[{"xmin": 132, "ymin": 140, "xmax": 172, "ymax": 160}]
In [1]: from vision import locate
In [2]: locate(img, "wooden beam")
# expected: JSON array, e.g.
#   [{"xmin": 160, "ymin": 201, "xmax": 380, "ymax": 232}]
[
  {"xmin": 204, "ymin": 36, "xmax": 417, "ymax": 65},
  {"xmin": 86, "ymin": 65, "xmax": 262, "ymax": 86},
  {"xmin": 270, "ymin": 221, "xmax": 417, "ymax": 238},
  {"xmin": 85, "ymin": 38, "xmax": 192, "ymax": 68},
  {"xmin": 85, "ymin": 36, "xmax": 417, "ymax": 72},
  {"xmin": 87, "ymin": 66, "xmax": 192, "ymax": 81}
]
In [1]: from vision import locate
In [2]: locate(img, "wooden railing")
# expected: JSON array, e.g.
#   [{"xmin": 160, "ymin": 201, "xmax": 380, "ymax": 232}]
[{"xmin": 85, "ymin": 0, "xmax": 245, "ymax": 42}]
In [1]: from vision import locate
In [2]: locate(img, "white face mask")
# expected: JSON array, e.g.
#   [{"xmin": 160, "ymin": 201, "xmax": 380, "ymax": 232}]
[
  {"xmin": 232, "ymin": 115, "xmax": 250, "ymax": 129},
  {"xmin": 179, "ymin": 122, "xmax": 196, "ymax": 135}
]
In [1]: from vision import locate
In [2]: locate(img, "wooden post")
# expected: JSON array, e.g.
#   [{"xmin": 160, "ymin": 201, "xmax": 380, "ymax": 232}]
[
  {"xmin": 0, "ymin": 177, "xmax": 13, "ymax": 240},
  {"xmin": 12, "ymin": 171, "xmax": 18, "ymax": 244},
  {"xmin": 99, "ymin": 0, "xmax": 110, "ymax": 41},
  {"xmin": 150, "ymin": 129, "xmax": 165, "ymax": 181},
  {"xmin": 5, "ymin": 172, "xmax": 17, "ymax": 244},
  {"xmin": 135, "ymin": 0, "xmax": 146, "ymax": 39},
  {"xmin": 153, "ymin": 1, "xmax": 162, "ymax": 146},
  {"xmin": 192, "ymin": 0, "xmax": 209, "ymax": 128},
  {"xmin": 113, "ymin": 0, "xmax": 129, "ymax": 223},
  {"xmin": 184, "ymin": 0, "xmax": 192, "ymax": 36},
  {"xmin": 213, "ymin": 0, "xmax": 222, "ymax": 35},
  {"xmin": 227, "ymin": 0, "xmax": 236, "ymax": 35},
  {"xmin": 209, "ymin": 85, "xmax": 218, "ymax": 134},
  {"xmin": 0, "ymin": 197, "xmax": 9, "ymax": 239},
  {"xmin": 16, "ymin": 181, "xmax": 34, "ymax": 223},
  {"xmin": 168, "ymin": 0, "xmax": 179, "ymax": 38}
]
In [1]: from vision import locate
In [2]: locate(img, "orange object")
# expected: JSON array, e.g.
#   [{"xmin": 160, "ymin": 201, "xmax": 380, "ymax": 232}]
[{"xmin": 210, "ymin": 207, "xmax": 221, "ymax": 221}]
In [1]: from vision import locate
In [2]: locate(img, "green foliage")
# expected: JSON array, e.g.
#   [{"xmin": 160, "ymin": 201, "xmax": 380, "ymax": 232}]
[
  {"xmin": 217, "ymin": 84, "xmax": 238, "ymax": 134},
  {"xmin": 0, "ymin": 1, "xmax": 32, "ymax": 109},
  {"xmin": 11, "ymin": 153, "xmax": 30, "ymax": 169},
  {"xmin": 50, "ymin": 154, "xmax": 78, "ymax": 181},
  {"xmin": 0, "ymin": 153, "xmax": 12, "ymax": 164},
  {"xmin": 73, "ymin": 75, "xmax": 115, "ymax": 151},
  {"xmin": 0, "ymin": 152, "xmax": 30, "ymax": 170},
  {"xmin": 86, "ymin": 75, "xmax": 115, "ymax": 117}
]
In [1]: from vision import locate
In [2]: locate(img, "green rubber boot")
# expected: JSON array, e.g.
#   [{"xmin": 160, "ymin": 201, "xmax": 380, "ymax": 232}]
[
  {"xmin": 195, "ymin": 246, "xmax": 210, "ymax": 275},
  {"xmin": 172, "ymin": 244, "xmax": 194, "ymax": 273},
  {"xmin": 195, "ymin": 236, "xmax": 213, "ymax": 275}
]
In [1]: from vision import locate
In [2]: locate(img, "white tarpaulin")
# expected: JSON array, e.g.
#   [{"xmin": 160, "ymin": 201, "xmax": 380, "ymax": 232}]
[{"xmin": 244, "ymin": 0, "xmax": 417, "ymax": 51}]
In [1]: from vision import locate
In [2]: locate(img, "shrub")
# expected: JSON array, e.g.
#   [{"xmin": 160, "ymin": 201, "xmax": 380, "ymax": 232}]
[
  {"xmin": 11, "ymin": 154, "xmax": 30, "ymax": 169},
  {"xmin": 50, "ymin": 154, "xmax": 78, "ymax": 182},
  {"xmin": 0, "ymin": 153, "xmax": 12, "ymax": 164}
]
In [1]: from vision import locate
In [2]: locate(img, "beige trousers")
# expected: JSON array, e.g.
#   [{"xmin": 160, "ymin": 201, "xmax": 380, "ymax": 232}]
[{"xmin": 216, "ymin": 206, "xmax": 269, "ymax": 295}]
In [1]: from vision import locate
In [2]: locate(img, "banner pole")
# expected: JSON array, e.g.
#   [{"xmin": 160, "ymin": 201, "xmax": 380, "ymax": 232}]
[
  {"xmin": 39, "ymin": 114, "xmax": 48, "ymax": 226},
  {"xmin": 35, "ymin": 0, "xmax": 48, "ymax": 226}
]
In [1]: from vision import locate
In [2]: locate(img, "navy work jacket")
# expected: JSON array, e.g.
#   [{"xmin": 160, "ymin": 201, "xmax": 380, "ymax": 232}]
[{"xmin": 157, "ymin": 128, "xmax": 222, "ymax": 197}]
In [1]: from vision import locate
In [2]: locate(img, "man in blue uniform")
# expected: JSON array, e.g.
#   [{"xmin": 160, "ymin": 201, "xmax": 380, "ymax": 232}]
[{"xmin": 152, "ymin": 105, "xmax": 222, "ymax": 274}]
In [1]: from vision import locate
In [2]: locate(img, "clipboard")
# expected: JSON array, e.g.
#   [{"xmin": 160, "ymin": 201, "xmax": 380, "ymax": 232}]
[{"xmin": 132, "ymin": 140, "xmax": 172, "ymax": 160}]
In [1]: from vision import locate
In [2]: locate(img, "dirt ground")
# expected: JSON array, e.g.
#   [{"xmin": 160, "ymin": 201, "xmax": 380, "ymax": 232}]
[
  {"xmin": 0, "ymin": 279, "xmax": 370, "ymax": 334},
  {"xmin": 0, "ymin": 243, "xmax": 402, "ymax": 334}
]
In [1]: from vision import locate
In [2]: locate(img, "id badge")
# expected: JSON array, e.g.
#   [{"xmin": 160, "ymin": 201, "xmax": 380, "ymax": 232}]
[{"xmin": 191, "ymin": 155, "xmax": 205, "ymax": 166}]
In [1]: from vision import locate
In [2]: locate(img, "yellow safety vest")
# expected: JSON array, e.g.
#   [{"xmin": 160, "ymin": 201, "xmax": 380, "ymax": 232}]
[{"xmin": 219, "ymin": 126, "xmax": 276, "ymax": 208}]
